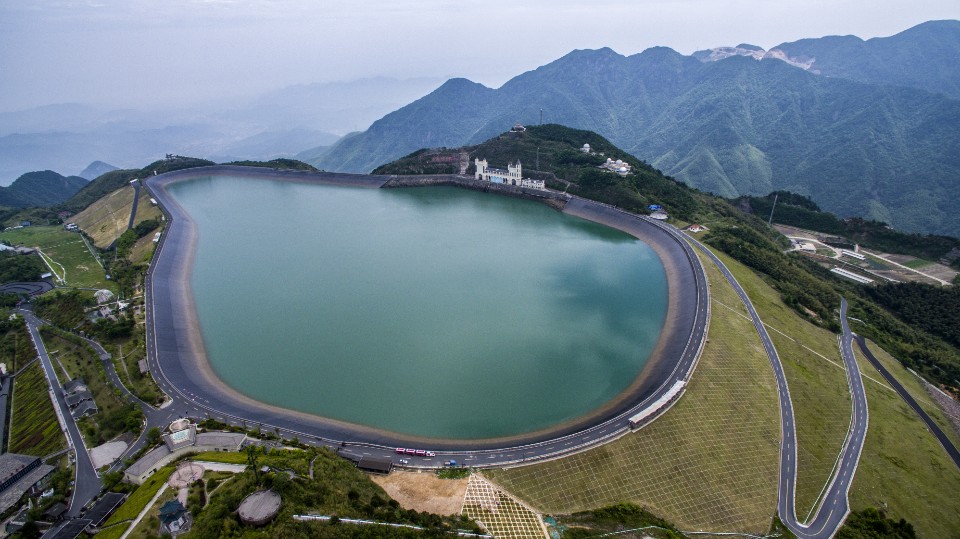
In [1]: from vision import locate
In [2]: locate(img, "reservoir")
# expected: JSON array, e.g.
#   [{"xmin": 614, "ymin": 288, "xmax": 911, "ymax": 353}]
[{"xmin": 168, "ymin": 175, "xmax": 668, "ymax": 439}]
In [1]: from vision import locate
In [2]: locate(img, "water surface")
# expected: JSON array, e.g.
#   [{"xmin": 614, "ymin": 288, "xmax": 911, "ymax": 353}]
[{"xmin": 169, "ymin": 176, "xmax": 667, "ymax": 438}]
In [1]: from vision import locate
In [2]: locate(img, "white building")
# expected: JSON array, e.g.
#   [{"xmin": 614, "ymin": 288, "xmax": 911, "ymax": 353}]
[
  {"xmin": 474, "ymin": 158, "xmax": 546, "ymax": 190},
  {"xmin": 475, "ymin": 158, "xmax": 522, "ymax": 184},
  {"xmin": 600, "ymin": 158, "xmax": 631, "ymax": 176}
]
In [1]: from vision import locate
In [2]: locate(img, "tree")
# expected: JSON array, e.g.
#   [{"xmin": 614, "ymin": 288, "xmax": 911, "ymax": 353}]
[
  {"xmin": 146, "ymin": 427, "xmax": 162, "ymax": 446},
  {"xmin": 246, "ymin": 445, "xmax": 261, "ymax": 484}
]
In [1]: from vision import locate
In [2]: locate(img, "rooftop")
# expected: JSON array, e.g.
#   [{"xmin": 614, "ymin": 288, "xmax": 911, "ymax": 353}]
[{"xmin": 125, "ymin": 445, "xmax": 171, "ymax": 478}]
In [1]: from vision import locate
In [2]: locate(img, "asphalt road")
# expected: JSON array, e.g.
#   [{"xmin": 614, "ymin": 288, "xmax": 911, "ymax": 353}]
[
  {"xmin": 684, "ymin": 239, "xmax": 868, "ymax": 539},
  {"xmin": 19, "ymin": 311, "xmax": 103, "ymax": 517},
  {"xmin": 138, "ymin": 167, "xmax": 711, "ymax": 468},
  {"xmin": 66, "ymin": 332, "xmax": 181, "ymax": 472},
  {"xmin": 856, "ymin": 336, "xmax": 960, "ymax": 470}
]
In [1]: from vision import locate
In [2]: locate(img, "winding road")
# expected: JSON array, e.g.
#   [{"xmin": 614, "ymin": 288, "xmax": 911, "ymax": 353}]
[{"xmin": 688, "ymin": 239, "xmax": 868, "ymax": 539}]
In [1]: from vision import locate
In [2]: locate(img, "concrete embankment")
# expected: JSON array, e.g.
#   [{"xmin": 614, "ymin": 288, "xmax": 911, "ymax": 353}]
[
  {"xmin": 382, "ymin": 175, "xmax": 570, "ymax": 211},
  {"xmin": 142, "ymin": 166, "xmax": 707, "ymax": 458}
]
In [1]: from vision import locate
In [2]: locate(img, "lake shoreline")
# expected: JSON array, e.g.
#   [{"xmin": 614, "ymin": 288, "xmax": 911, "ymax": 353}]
[{"xmin": 144, "ymin": 165, "xmax": 706, "ymax": 453}]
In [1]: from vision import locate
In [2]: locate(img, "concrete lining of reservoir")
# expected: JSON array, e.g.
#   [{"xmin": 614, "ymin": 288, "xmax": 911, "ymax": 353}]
[{"xmin": 143, "ymin": 165, "xmax": 708, "ymax": 462}]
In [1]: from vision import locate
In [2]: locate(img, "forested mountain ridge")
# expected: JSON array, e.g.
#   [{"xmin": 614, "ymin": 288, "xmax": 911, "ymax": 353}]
[
  {"xmin": 309, "ymin": 21, "xmax": 960, "ymax": 236},
  {"xmin": 768, "ymin": 19, "xmax": 960, "ymax": 99},
  {"xmin": 0, "ymin": 170, "xmax": 88, "ymax": 209}
]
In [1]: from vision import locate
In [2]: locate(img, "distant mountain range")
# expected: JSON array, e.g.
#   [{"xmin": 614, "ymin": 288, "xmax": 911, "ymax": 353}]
[
  {"xmin": 306, "ymin": 20, "xmax": 960, "ymax": 235},
  {"xmin": 78, "ymin": 161, "xmax": 119, "ymax": 181},
  {"xmin": 0, "ymin": 170, "xmax": 88, "ymax": 208},
  {"xmin": 0, "ymin": 77, "xmax": 441, "ymax": 187}
]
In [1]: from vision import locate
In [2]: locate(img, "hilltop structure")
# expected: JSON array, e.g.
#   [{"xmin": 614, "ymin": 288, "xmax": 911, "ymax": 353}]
[
  {"xmin": 474, "ymin": 159, "xmax": 545, "ymax": 190},
  {"xmin": 600, "ymin": 157, "xmax": 631, "ymax": 177}
]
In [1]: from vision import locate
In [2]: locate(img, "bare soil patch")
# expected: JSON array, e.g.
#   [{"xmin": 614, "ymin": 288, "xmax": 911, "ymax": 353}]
[{"xmin": 371, "ymin": 470, "xmax": 468, "ymax": 516}]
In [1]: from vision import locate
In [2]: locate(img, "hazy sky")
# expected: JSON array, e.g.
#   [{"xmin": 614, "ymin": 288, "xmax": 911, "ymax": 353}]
[{"xmin": 1, "ymin": 0, "xmax": 958, "ymax": 112}]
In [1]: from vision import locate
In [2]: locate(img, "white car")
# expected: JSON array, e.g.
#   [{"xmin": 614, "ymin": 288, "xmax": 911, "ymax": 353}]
[{"xmin": 399, "ymin": 459, "xmax": 409, "ymax": 464}]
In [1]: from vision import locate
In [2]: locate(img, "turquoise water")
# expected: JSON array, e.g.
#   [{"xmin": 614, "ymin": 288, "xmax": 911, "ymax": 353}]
[{"xmin": 168, "ymin": 176, "xmax": 667, "ymax": 439}]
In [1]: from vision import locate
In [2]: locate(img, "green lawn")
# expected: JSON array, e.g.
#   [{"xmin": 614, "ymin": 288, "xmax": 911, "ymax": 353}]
[
  {"xmin": 103, "ymin": 466, "xmax": 175, "ymax": 526},
  {"xmin": 901, "ymin": 258, "xmax": 933, "ymax": 269},
  {"xmin": 0, "ymin": 225, "xmax": 115, "ymax": 291},
  {"xmin": 8, "ymin": 360, "xmax": 67, "ymax": 455},
  {"xmin": 487, "ymin": 250, "xmax": 781, "ymax": 535},
  {"xmin": 849, "ymin": 343, "xmax": 960, "ymax": 538}
]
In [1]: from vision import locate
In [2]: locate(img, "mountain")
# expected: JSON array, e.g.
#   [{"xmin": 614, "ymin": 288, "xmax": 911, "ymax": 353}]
[
  {"xmin": 78, "ymin": 161, "xmax": 119, "ymax": 180},
  {"xmin": 768, "ymin": 20, "xmax": 960, "ymax": 100},
  {"xmin": 0, "ymin": 170, "xmax": 88, "ymax": 208},
  {"xmin": 311, "ymin": 21, "xmax": 960, "ymax": 235},
  {"xmin": 693, "ymin": 21, "xmax": 960, "ymax": 100}
]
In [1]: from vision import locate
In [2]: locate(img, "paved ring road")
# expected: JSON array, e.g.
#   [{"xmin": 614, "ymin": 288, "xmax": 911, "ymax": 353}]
[{"xmin": 141, "ymin": 166, "xmax": 711, "ymax": 468}]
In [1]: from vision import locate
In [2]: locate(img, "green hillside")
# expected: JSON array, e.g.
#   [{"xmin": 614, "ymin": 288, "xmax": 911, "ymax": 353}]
[
  {"xmin": 772, "ymin": 19, "xmax": 960, "ymax": 99},
  {"xmin": 0, "ymin": 170, "xmax": 88, "ymax": 208},
  {"xmin": 312, "ymin": 20, "xmax": 960, "ymax": 236}
]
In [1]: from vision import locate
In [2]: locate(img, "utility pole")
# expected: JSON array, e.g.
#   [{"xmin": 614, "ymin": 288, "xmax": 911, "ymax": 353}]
[
  {"xmin": 539, "ymin": 109, "xmax": 543, "ymax": 125},
  {"xmin": 768, "ymin": 192, "xmax": 779, "ymax": 225}
]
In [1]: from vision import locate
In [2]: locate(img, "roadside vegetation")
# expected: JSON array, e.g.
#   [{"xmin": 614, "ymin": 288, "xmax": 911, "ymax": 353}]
[
  {"xmin": 38, "ymin": 325, "xmax": 143, "ymax": 446},
  {"xmin": 7, "ymin": 360, "xmax": 66, "ymax": 456},
  {"xmin": 224, "ymin": 158, "xmax": 318, "ymax": 171},
  {"xmin": 0, "ymin": 250, "xmax": 47, "ymax": 283},
  {"xmin": 557, "ymin": 503, "xmax": 685, "ymax": 539},
  {"xmin": 708, "ymin": 247, "xmax": 852, "ymax": 517},
  {"xmin": 836, "ymin": 508, "xmax": 917, "ymax": 539},
  {"xmin": 0, "ymin": 314, "xmax": 36, "ymax": 372}
]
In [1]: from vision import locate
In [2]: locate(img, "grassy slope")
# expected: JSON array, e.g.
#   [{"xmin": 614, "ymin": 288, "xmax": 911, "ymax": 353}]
[
  {"xmin": 713, "ymin": 248, "xmax": 852, "ymax": 518},
  {"xmin": 8, "ymin": 360, "xmax": 67, "ymax": 455},
  {"xmin": 860, "ymin": 338, "xmax": 960, "ymax": 451},
  {"xmin": 0, "ymin": 225, "xmax": 114, "ymax": 290},
  {"xmin": 850, "ymin": 344, "xmax": 960, "ymax": 538},
  {"xmin": 488, "ymin": 250, "xmax": 781, "ymax": 534},
  {"xmin": 72, "ymin": 184, "xmax": 162, "ymax": 249},
  {"xmin": 103, "ymin": 467, "xmax": 175, "ymax": 526},
  {"xmin": 72, "ymin": 185, "xmax": 136, "ymax": 248}
]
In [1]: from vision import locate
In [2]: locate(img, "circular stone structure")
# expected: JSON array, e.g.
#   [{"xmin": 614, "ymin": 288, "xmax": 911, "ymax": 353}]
[
  {"xmin": 144, "ymin": 166, "xmax": 709, "ymax": 464},
  {"xmin": 238, "ymin": 489, "xmax": 281, "ymax": 526},
  {"xmin": 169, "ymin": 462, "xmax": 204, "ymax": 489}
]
